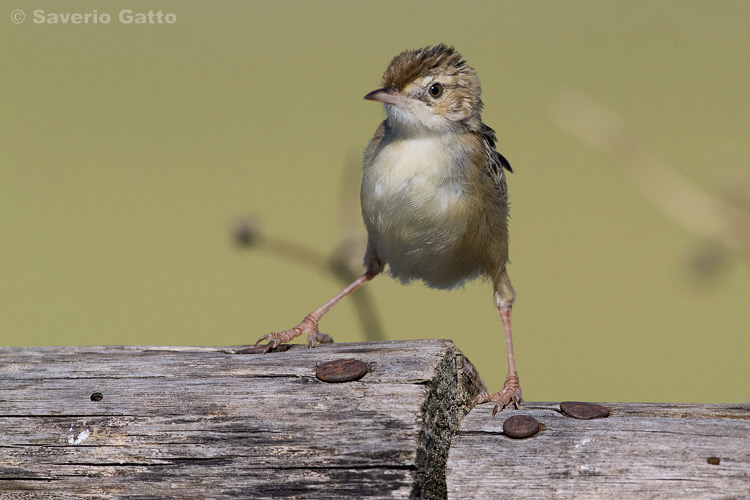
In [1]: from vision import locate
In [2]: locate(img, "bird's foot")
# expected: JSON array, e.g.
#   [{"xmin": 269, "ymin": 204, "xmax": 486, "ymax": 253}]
[
  {"xmin": 251, "ymin": 315, "xmax": 333, "ymax": 353},
  {"xmin": 472, "ymin": 371, "xmax": 522, "ymax": 417}
]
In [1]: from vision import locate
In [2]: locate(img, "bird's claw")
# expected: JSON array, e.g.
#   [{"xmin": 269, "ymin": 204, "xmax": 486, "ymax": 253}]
[
  {"xmin": 472, "ymin": 372, "xmax": 523, "ymax": 417},
  {"xmin": 254, "ymin": 329, "xmax": 299, "ymax": 353},
  {"xmin": 307, "ymin": 332, "xmax": 333, "ymax": 347},
  {"xmin": 251, "ymin": 316, "xmax": 333, "ymax": 353}
]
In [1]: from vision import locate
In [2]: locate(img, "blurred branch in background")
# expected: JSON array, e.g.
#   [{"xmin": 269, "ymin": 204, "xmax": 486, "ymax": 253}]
[
  {"xmin": 231, "ymin": 217, "xmax": 383, "ymax": 341},
  {"xmin": 556, "ymin": 90, "xmax": 750, "ymax": 283},
  {"xmin": 231, "ymin": 155, "xmax": 384, "ymax": 342}
]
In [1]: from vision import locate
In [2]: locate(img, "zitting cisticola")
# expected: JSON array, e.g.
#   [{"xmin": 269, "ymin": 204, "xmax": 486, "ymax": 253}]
[{"xmin": 254, "ymin": 44, "xmax": 520, "ymax": 413}]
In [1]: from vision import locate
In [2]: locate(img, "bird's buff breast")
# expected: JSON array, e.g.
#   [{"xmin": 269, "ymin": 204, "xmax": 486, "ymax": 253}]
[{"xmin": 362, "ymin": 136, "xmax": 481, "ymax": 289}]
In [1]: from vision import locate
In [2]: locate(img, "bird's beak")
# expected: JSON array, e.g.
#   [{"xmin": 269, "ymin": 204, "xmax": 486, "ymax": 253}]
[{"xmin": 364, "ymin": 88, "xmax": 408, "ymax": 108}]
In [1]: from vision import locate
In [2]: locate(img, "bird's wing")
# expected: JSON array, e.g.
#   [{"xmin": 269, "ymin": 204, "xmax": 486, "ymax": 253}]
[
  {"xmin": 476, "ymin": 123, "xmax": 512, "ymax": 208},
  {"xmin": 480, "ymin": 123, "xmax": 513, "ymax": 174},
  {"xmin": 363, "ymin": 121, "xmax": 387, "ymax": 166}
]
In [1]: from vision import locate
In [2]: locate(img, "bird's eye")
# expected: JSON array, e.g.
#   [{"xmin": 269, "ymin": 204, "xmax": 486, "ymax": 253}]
[{"xmin": 428, "ymin": 83, "xmax": 444, "ymax": 99}]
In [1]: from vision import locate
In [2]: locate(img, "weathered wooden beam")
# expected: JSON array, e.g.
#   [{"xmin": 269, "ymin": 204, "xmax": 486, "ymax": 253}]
[
  {"xmin": 3, "ymin": 343, "xmax": 749, "ymax": 499},
  {"xmin": 447, "ymin": 402, "xmax": 750, "ymax": 499},
  {"xmin": 0, "ymin": 341, "xmax": 484, "ymax": 499}
]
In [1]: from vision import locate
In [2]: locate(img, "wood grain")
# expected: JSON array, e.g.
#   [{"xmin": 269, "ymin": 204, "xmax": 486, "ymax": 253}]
[
  {"xmin": 447, "ymin": 401, "xmax": 750, "ymax": 499},
  {"xmin": 0, "ymin": 341, "xmax": 485, "ymax": 499},
  {"xmin": 3, "ymin": 342, "xmax": 748, "ymax": 499}
]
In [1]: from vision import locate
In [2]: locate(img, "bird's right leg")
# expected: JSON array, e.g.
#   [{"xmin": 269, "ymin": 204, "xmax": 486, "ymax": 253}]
[{"xmin": 246, "ymin": 258, "xmax": 381, "ymax": 354}]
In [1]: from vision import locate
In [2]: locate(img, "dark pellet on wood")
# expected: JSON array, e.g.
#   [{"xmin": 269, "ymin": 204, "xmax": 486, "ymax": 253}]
[
  {"xmin": 90, "ymin": 392, "xmax": 103, "ymax": 402},
  {"xmin": 560, "ymin": 401, "xmax": 610, "ymax": 420},
  {"xmin": 707, "ymin": 457, "xmax": 721, "ymax": 465},
  {"xmin": 236, "ymin": 344, "xmax": 292, "ymax": 354},
  {"xmin": 502, "ymin": 414, "xmax": 540, "ymax": 439},
  {"xmin": 316, "ymin": 358, "xmax": 368, "ymax": 383}
]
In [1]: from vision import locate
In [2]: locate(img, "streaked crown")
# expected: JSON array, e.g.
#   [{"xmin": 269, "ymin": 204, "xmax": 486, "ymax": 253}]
[{"xmin": 374, "ymin": 44, "xmax": 484, "ymax": 132}]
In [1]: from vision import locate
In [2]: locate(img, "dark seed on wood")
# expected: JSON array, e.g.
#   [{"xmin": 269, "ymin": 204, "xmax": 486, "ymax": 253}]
[
  {"xmin": 502, "ymin": 415, "xmax": 540, "ymax": 439},
  {"xmin": 707, "ymin": 457, "xmax": 720, "ymax": 465},
  {"xmin": 90, "ymin": 392, "xmax": 103, "ymax": 402},
  {"xmin": 560, "ymin": 401, "xmax": 610, "ymax": 419},
  {"xmin": 316, "ymin": 358, "xmax": 368, "ymax": 383}
]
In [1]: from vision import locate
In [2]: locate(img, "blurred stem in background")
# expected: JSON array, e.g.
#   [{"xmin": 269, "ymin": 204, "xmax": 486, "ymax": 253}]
[
  {"xmin": 231, "ymin": 156, "xmax": 385, "ymax": 342},
  {"xmin": 231, "ymin": 219, "xmax": 384, "ymax": 342},
  {"xmin": 556, "ymin": 91, "xmax": 750, "ymax": 284}
]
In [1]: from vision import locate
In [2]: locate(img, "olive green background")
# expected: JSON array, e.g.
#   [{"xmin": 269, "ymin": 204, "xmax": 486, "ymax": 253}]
[{"xmin": 2, "ymin": 1, "xmax": 748, "ymax": 404}]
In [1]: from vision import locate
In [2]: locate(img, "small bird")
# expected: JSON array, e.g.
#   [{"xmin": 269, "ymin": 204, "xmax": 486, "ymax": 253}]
[{"xmin": 254, "ymin": 44, "xmax": 520, "ymax": 413}]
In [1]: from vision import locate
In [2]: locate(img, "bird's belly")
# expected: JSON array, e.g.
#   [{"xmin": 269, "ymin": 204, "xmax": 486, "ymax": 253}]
[
  {"xmin": 362, "ymin": 139, "xmax": 482, "ymax": 289},
  {"xmin": 372, "ymin": 198, "xmax": 480, "ymax": 289}
]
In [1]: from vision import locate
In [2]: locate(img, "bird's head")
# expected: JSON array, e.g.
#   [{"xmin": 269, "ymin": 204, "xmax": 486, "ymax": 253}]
[{"xmin": 364, "ymin": 44, "xmax": 483, "ymax": 135}]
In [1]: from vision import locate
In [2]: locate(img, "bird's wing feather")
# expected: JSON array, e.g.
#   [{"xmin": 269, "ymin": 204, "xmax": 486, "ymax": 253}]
[
  {"xmin": 480, "ymin": 123, "xmax": 513, "ymax": 174},
  {"xmin": 363, "ymin": 121, "xmax": 387, "ymax": 167}
]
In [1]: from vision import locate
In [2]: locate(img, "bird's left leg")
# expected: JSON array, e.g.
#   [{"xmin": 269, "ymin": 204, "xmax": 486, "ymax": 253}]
[{"xmin": 473, "ymin": 269, "xmax": 522, "ymax": 416}]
